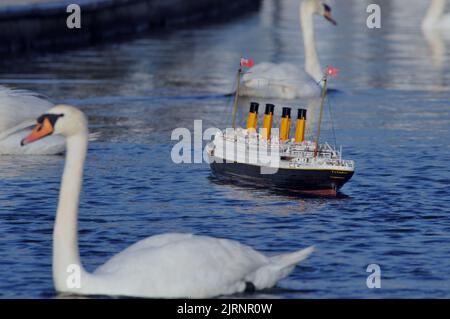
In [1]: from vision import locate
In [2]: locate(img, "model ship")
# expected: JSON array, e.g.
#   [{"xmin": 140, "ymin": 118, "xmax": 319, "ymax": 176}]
[{"xmin": 206, "ymin": 66, "xmax": 355, "ymax": 196}]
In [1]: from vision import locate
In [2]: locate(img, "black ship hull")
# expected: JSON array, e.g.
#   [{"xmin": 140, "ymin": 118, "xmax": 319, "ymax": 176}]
[{"xmin": 209, "ymin": 157, "xmax": 354, "ymax": 196}]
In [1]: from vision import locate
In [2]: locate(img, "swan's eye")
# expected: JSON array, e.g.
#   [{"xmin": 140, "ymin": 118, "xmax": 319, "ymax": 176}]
[
  {"xmin": 37, "ymin": 115, "xmax": 46, "ymax": 124},
  {"xmin": 36, "ymin": 113, "xmax": 64, "ymax": 127},
  {"xmin": 323, "ymin": 4, "xmax": 331, "ymax": 13}
]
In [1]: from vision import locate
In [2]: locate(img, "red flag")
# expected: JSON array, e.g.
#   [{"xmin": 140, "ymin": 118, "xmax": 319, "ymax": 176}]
[
  {"xmin": 326, "ymin": 66, "xmax": 339, "ymax": 77},
  {"xmin": 240, "ymin": 58, "xmax": 254, "ymax": 68}
]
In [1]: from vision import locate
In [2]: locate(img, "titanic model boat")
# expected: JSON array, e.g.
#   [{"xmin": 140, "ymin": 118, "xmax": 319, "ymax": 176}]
[{"xmin": 206, "ymin": 67, "xmax": 355, "ymax": 196}]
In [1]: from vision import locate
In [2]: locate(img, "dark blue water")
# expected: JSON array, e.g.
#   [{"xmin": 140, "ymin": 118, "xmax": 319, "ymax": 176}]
[{"xmin": 0, "ymin": 0, "xmax": 449, "ymax": 298}]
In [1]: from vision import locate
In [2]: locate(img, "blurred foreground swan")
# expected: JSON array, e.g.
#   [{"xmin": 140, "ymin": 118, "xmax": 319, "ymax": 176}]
[
  {"xmin": 21, "ymin": 105, "xmax": 314, "ymax": 298},
  {"xmin": 240, "ymin": 0, "xmax": 337, "ymax": 99},
  {"xmin": 0, "ymin": 86, "xmax": 64, "ymax": 155}
]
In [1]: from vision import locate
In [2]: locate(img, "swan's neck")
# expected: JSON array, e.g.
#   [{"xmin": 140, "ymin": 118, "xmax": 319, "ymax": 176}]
[
  {"xmin": 423, "ymin": 0, "xmax": 446, "ymax": 29},
  {"xmin": 301, "ymin": 2, "xmax": 322, "ymax": 84},
  {"xmin": 53, "ymin": 132, "xmax": 88, "ymax": 292}
]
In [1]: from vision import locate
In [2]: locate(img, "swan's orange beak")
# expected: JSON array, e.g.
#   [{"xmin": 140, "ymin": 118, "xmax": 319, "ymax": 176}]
[{"xmin": 21, "ymin": 117, "xmax": 54, "ymax": 146}]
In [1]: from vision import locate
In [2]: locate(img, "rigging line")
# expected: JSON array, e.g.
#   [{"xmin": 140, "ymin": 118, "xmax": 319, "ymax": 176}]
[
  {"xmin": 326, "ymin": 93, "xmax": 337, "ymax": 149},
  {"xmin": 226, "ymin": 70, "xmax": 241, "ymax": 128}
]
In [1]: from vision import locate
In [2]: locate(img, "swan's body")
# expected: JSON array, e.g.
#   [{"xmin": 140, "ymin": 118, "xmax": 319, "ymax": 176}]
[
  {"xmin": 0, "ymin": 86, "xmax": 64, "ymax": 155},
  {"xmin": 241, "ymin": 62, "xmax": 321, "ymax": 99},
  {"xmin": 88, "ymin": 233, "xmax": 312, "ymax": 297},
  {"xmin": 22, "ymin": 105, "xmax": 313, "ymax": 298},
  {"xmin": 422, "ymin": 0, "xmax": 450, "ymax": 30},
  {"xmin": 240, "ymin": 0, "xmax": 336, "ymax": 99}
]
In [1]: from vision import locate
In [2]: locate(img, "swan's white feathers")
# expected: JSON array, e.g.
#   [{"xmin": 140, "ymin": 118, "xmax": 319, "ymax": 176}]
[
  {"xmin": 0, "ymin": 86, "xmax": 65, "ymax": 155},
  {"xmin": 245, "ymin": 246, "xmax": 314, "ymax": 289},
  {"xmin": 422, "ymin": 0, "xmax": 450, "ymax": 30},
  {"xmin": 0, "ymin": 129, "xmax": 65, "ymax": 155},
  {"xmin": 241, "ymin": 62, "xmax": 320, "ymax": 99},
  {"xmin": 0, "ymin": 86, "xmax": 53, "ymax": 132},
  {"xmin": 90, "ymin": 233, "xmax": 314, "ymax": 298},
  {"xmin": 92, "ymin": 233, "xmax": 270, "ymax": 297}
]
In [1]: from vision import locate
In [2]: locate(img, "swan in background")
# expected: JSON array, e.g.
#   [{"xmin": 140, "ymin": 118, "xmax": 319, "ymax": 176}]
[
  {"xmin": 21, "ymin": 104, "xmax": 314, "ymax": 298},
  {"xmin": 422, "ymin": 0, "xmax": 450, "ymax": 69},
  {"xmin": 422, "ymin": 0, "xmax": 450, "ymax": 30},
  {"xmin": 0, "ymin": 86, "xmax": 65, "ymax": 155},
  {"xmin": 240, "ymin": 0, "xmax": 337, "ymax": 99}
]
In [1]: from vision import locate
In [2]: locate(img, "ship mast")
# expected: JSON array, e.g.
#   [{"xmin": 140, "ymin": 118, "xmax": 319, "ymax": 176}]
[
  {"xmin": 231, "ymin": 67, "xmax": 242, "ymax": 129},
  {"xmin": 314, "ymin": 72, "xmax": 328, "ymax": 157}
]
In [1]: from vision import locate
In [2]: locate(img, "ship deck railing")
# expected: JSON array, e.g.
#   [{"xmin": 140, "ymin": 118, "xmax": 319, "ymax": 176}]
[{"xmin": 216, "ymin": 131, "xmax": 354, "ymax": 169}]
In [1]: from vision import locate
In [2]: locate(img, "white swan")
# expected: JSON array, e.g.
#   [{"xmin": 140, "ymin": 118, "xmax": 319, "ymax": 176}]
[
  {"xmin": 0, "ymin": 86, "xmax": 65, "ymax": 155},
  {"xmin": 21, "ymin": 104, "xmax": 314, "ymax": 298},
  {"xmin": 422, "ymin": 0, "xmax": 450, "ymax": 69},
  {"xmin": 422, "ymin": 0, "xmax": 450, "ymax": 30},
  {"xmin": 240, "ymin": 0, "xmax": 337, "ymax": 99}
]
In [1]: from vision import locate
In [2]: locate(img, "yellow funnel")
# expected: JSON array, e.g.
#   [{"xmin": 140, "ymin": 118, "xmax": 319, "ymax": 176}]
[
  {"xmin": 295, "ymin": 109, "xmax": 307, "ymax": 143},
  {"xmin": 280, "ymin": 107, "xmax": 291, "ymax": 141},
  {"xmin": 262, "ymin": 104, "xmax": 275, "ymax": 140},
  {"xmin": 246, "ymin": 102, "xmax": 259, "ymax": 132}
]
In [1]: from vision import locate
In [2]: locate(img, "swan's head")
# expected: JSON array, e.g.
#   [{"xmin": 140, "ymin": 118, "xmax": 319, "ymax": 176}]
[
  {"xmin": 21, "ymin": 105, "xmax": 88, "ymax": 146},
  {"xmin": 303, "ymin": 0, "xmax": 337, "ymax": 25}
]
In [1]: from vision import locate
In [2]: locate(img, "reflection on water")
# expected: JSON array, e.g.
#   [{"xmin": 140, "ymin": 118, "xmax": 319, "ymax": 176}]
[
  {"xmin": 208, "ymin": 176, "xmax": 338, "ymax": 210},
  {"xmin": 423, "ymin": 28, "xmax": 446, "ymax": 70},
  {"xmin": 0, "ymin": 0, "xmax": 449, "ymax": 298}
]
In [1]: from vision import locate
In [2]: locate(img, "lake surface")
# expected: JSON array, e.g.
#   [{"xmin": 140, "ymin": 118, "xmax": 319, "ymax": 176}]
[{"xmin": 0, "ymin": 0, "xmax": 449, "ymax": 298}]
